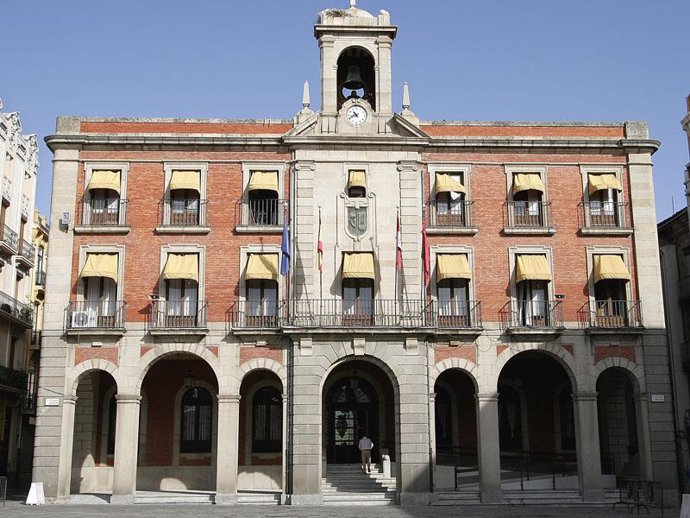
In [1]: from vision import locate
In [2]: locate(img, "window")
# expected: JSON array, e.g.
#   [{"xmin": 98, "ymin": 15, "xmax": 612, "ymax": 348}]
[
  {"xmin": 342, "ymin": 252, "xmax": 375, "ymax": 325},
  {"xmin": 89, "ymin": 188, "xmax": 120, "ymax": 225},
  {"xmin": 435, "ymin": 252, "xmax": 473, "ymax": 327},
  {"xmin": 514, "ymin": 254, "xmax": 552, "ymax": 327},
  {"xmin": 76, "ymin": 252, "xmax": 120, "ymax": 329},
  {"xmin": 347, "ymin": 170, "xmax": 366, "ymax": 198},
  {"xmin": 511, "ymin": 173, "xmax": 545, "ymax": 227},
  {"xmin": 84, "ymin": 276, "xmax": 117, "ymax": 327},
  {"xmin": 247, "ymin": 171, "xmax": 280, "ymax": 226},
  {"xmin": 166, "ymin": 170, "xmax": 202, "ymax": 227},
  {"xmin": 180, "ymin": 387, "xmax": 212, "ymax": 454},
  {"xmin": 83, "ymin": 167, "xmax": 126, "ymax": 226},
  {"xmin": 592, "ymin": 254, "xmax": 631, "ymax": 327},
  {"xmin": 161, "ymin": 253, "xmax": 200, "ymax": 328},
  {"xmin": 587, "ymin": 173, "xmax": 623, "ymax": 227},
  {"xmin": 244, "ymin": 253, "xmax": 280, "ymax": 327},
  {"xmin": 252, "ymin": 387, "xmax": 282, "ymax": 453},
  {"xmin": 434, "ymin": 173, "xmax": 466, "ymax": 226}
]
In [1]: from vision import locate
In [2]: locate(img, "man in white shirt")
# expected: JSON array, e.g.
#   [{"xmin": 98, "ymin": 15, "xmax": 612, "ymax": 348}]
[{"xmin": 358, "ymin": 434, "xmax": 374, "ymax": 473}]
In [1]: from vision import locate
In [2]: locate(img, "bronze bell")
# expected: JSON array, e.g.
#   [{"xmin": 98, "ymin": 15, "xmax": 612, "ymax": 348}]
[{"xmin": 343, "ymin": 65, "xmax": 365, "ymax": 90}]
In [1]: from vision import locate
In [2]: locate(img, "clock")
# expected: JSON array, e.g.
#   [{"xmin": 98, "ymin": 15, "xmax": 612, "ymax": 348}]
[{"xmin": 346, "ymin": 105, "xmax": 368, "ymax": 126}]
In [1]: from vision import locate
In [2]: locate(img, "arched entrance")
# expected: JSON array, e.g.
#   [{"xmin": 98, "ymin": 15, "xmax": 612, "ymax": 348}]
[
  {"xmin": 434, "ymin": 369, "xmax": 478, "ymax": 490},
  {"xmin": 497, "ymin": 351, "xmax": 577, "ymax": 490},
  {"xmin": 322, "ymin": 359, "xmax": 395, "ymax": 466},
  {"xmin": 136, "ymin": 353, "xmax": 218, "ymax": 492},
  {"xmin": 70, "ymin": 369, "xmax": 117, "ymax": 496},
  {"xmin": 597, "ymin": 367, "xmax": 639, "ymax": 478}
]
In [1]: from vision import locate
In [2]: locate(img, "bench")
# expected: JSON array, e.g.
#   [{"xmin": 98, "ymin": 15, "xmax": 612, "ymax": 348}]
[{"xmin": 613, "ymin": 479, "xmax": 664, "ymax": 517}]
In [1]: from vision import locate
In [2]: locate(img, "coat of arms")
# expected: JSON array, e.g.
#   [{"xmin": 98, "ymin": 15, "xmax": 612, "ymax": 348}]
[{"xmin": 347, "ymin": 206, "xmax": 367, "ymax": 237}]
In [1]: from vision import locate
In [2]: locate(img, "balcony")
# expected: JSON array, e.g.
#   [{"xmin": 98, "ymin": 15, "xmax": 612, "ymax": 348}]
[
  {"xmin": 426, "ymin": 200, "xmax": 477, "ymax": 235},
  {"xmin": 0, "ymin": 225, "xmax": 18, "ymax": 255},
  {"xmin": 149, "ymin": 299, "xmax": 208, "ymax": 335},
  {"xmin": 17, "ymin": 240, "xmax": 35, "ymax": 268},
  {"xmin": 157, "ymin": 199, "xmax": 209, "ymax": 234},
  {"xmin": 236, "ymin": 198, "xmax": 286, "ymax": 233},
  {"xmin": 581, "ymin": 202, "xmax": 632, "ymax": 235},
  {"xmin": 502, "ymin": 300, "xmax": 564, "ymax": 335},
  {"xmin": 504, "ymin": 201, "xmax": 555, "ymax": 235},
  {"xmin": 65, "ymin": 300, "xmax": 127, "ymax": 335},
  {"xmin": 0, "ymin": 290, "xmax": 33, "ymax": 328},
  {"xmin": 0, "ymin": 365, "xmax": 28, "ymax": 393},
  {"xmin": 35, "ymin": 270, "xmax": 46, "ymax": 287},
  {"xmin": 228, "ymin": 299, "xmax": 483, "ymax": 333},
  {"xmin": 580, "ymin": 300, "xmax": 643, "ymax": 333},
  {"xmin": 76, "ymin": 198, "xmax": 129, "ymax": 234}
]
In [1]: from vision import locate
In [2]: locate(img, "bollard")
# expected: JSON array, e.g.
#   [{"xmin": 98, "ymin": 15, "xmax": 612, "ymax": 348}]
[{"xmin": 382, "ymin": 454, "xmax": 391, "ymax": 478}]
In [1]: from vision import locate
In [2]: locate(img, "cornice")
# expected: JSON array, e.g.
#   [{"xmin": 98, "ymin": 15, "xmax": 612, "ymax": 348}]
[{"xmin": 44, "ymin": 134, "xmax": 286, "ymax": 151}]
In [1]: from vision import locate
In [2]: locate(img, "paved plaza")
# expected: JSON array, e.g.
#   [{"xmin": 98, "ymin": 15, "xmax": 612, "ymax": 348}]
[{"xmin": 0, "ymin": 501, "xmax": 669, "ymax": 518}]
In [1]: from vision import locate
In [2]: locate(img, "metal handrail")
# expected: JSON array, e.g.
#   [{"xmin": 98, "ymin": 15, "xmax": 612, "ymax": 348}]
[
  {"xmin": 0, "ymin": 290, "xmax": 32, "ymax": 325},
  {"xmin": 427, "ymin": 200, "xmax": 474, "ymax": 228},
  {"xmin": 589, "ymin": 299, "xmax": 642, "ymax": 328},
  {"xmin": 506, "ymin": 200, "xmax": 552, "ymax": 228},
  {"xmin": 1, "ymin": 225, "xmax": 18, "ymax": 251},
  {"xmin": 82, "ymin": 197, "xmax": 128, "ymax": 226},
  {"xmin": 160, "ymin": 199, "xmax": 208, "ymax": 227},
  {"xmin": 150, "ymin": 299, "xmax": 207, "ymax": 329},
  {"xmin": 582, "ymin": 201, "xmax": 628, "ymax": 228},
  {"xmin": 65, "ymin": 300, "xmax": 127, "ymax": 330},
  {"xmin": 506, "ymin": 299, "xmax": 563, "ymax": 329},
  {"xmin": 237, "ymin": 198, "xmax": 287, "ymax": 227},
  {"xmin": 21, "ymin": 240, "xmax": 34, "ymax": 262}
]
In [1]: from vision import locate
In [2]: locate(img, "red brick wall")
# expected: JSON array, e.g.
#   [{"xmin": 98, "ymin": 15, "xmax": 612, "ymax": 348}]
[{"xmin": 74, "ymin": 347, "xmax": 119, "ymax": 366}]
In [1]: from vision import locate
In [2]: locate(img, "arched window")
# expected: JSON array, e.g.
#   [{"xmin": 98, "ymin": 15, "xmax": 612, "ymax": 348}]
[
  {"xmin": 252, "ymin": 387, "xmax": 282, "ymax": 453},
  {"xmin": 180, "ymin": 387, "xmax": 212, "ymax": 453}
]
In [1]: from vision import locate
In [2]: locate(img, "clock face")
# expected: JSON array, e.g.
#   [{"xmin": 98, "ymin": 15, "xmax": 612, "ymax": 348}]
[{"xmin": 346, "ymin": 105, "xmax": 368, "ymax": 126}]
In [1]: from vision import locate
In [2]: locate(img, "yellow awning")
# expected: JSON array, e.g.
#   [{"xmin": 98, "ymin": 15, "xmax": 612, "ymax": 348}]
[
  {"xmin": 246, "ymin": 253, "xmax": 279, "ymax": 281},
  {"xmin": 169, "ymin": 170, "xmax": 200, "ymax": 192},
  {"xmin": 516, "ymin": 254, "xmax": 551, "ymax": 283},
  {"xmin": 248, "ymin": 171, "xmax": 278, "ymax": 193},
  {"xmin": 435, "ymin": 173, "xmax": 466, "ymax": 195},
  {"xmin": 588, "ymin": 174, "xmax": 623, "ymax": 196},
  {"xmin": 594, "ymin": 255, "xmax": 630, "ymax": 283},
  {"xmin": 437, "ymin": 254, "xmax": 471, "ymax": 282},
  {"xmin": 80, "ymin": 254, "xmax": 118, "ymax": 282},
  {"xmin": 87, "ymin": 170, "xmax": 120, "ymax": 193},
  {"xmin": 342, "ymin": 253, "xmax": 375, "ymax": 280},
  {"xmin": 162, "ymin": 254, "xmax": 198, "ymax": 282},
  {"xmin": 347, "ymin": 170, "xmax": 367, "ymax": 190},
  {"xmin": 513, "ymin": 173, "xmax": 545, "ymax": 194}
]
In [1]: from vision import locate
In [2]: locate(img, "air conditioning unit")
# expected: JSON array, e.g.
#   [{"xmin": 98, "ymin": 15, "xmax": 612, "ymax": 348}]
[{"xmin": 71, "ymin": 309, "xmax": 97, "ymax": 328}]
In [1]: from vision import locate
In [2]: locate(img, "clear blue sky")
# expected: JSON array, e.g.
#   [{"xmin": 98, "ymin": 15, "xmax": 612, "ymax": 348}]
[{"xmin": 2, "ymin": 0, "xmax": 689, "ymax": 221}]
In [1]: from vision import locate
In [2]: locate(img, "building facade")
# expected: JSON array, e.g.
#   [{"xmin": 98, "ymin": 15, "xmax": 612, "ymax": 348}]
[
  {"xmin": 33, "ymin": 3, "xmax": 676, "ymax": 506},
  {"xmin": 0, "ymin": 107, "xmax": 39, "ymax": 488}
]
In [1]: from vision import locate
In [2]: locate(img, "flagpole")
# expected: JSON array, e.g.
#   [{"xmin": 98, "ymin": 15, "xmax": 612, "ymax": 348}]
[{"xmin": 318, "ymin": 206, "xmax": 323, "ymax": 301}]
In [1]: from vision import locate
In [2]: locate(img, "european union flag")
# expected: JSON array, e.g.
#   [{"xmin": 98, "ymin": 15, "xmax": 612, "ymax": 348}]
[{"xmin": 280, "ymin": 222, "xmax": 290, "ymax": 276}]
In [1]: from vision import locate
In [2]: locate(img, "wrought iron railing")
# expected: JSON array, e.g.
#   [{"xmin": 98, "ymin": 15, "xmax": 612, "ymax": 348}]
[
  {"xmin": 582, "ymin": 201, "xmax": 628, "ymax": 229},
  {"xmin": 586, "ymin": 300, "xmax": 642, "ymax": 328},
  {"xmin": 35, "ymin": 270, "xmax": 46, "ymax": 286},
  {"xmin": 0, "ymin": 290, "xmax": 32, "ymax": 326},
  {"xmin": 229, "ymin": 299, "xmax": 482, "ymax": 329},
  {"xmin": 1, "ymin": 225, "xmax": 18, "ymax": 251},
  {"xmin": 20, "ymin": 240, "xmax": 34, "ymax": 263},
  {"xmin": 500, "ymin": 451, "xmax": 578, "ymax": 491},
  {"xmin": 150, "ymin": 299, "xmax": 207, "ymax": 329},
  {"xmin": 65, "ymin": 300, "xmax": 126, "ymax": 330},
  {"xmin": 0, "ymin": 365, "xmax": 28, "ymax": 392},
  {"xmin": 427, "ymin": 200, "xmax": 474, "ymax": 228},
  {"xmin": 503, "ymin": 299, "xmax": 563, "ymax": 329},
  {"xmin": 161, "ymin": 199, "xmax": 208, "ymax": 227},
  {"xmin": 237, "ymin": 198, "xmax": 287, "ymax": 227},
  {"xmin": 506, "ymin": 201, "xmax": 552, "ymax": 228},
  {"xmin": 82, "ymin": 197, "xmax": 128, "ymax": 226}
]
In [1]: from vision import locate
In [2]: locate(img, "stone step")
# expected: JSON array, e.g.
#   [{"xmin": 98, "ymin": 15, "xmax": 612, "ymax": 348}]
[
  {"xmin": 432, "ymin": 491, "xmax": 482, "ymax": 505},
  {"xmin": 134, "ymin": 491, "xmax": 214, "ymax": 505},
  {"xmin": 322, "ymin": 493, "xmax": 397, "ymax": 506},
  {"xmin": 236, "ymin": 492, "xmax": 281, "ymax": 505}
]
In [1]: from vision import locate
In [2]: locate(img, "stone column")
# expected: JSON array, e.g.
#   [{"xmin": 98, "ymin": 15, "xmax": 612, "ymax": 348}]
[
  {"xmin": 56, "ymin": 396, "xmax": 77, "ymax": 500},
  {"xmin": 111, "ymin": 395, "xmax": 141, "ymax": 504},
  {"xmin": 429, "ymin": 391, "xmax": 437, "ymax": 490},
  {"xmin": 215, "ymin": 394, "xmax": 240, "ymax": 504},
  {"xmin": 573, "ymin": 392, "xmax": 604, "ymax": 502},
  {"xmin": 634, "ymin": 393, "xmax": 654, "ymax": 480},
  {"xmin": 476, "ymin": 393, "xmax": 502, "ymax": 503}
]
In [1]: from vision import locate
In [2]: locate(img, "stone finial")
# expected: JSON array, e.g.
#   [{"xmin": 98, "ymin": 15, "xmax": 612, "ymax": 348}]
[
  {"xmin": 0, "ymin": 97, "xmax": 3, "ymax": 110},
  {"xmin": 350, "ymin": 0, "xmax": 356, "ymax": 7},
  {"xmin": 400, "ymin": 82, "xmax": 419, "ymax": 127},
  {"xmin": 302, "ymin": 80, "xmax": 311, "ymax": 109},
  {"xmin": 402, "ymin": 82, "xmax": 411, "ymax": 110}
]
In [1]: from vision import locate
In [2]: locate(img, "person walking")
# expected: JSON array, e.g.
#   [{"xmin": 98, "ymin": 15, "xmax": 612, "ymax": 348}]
[{"xmin": 358, "ymin": 434, "xmax": 374, "ymax": 473}]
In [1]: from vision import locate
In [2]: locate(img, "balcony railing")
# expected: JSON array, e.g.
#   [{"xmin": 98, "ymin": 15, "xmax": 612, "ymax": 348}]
[
  {"xmin": 65, "ymin": 300, "xmax": 126, "ymax": 330},
  {"xmin": 0, "ymin": 365, "xmax": 28, "ymax": 392},
  {"xmin": 35, "ymin": 270, "xmax": 46, "ymax": 286},
  {"xmin": 150, "ymin": 299, "xmax": 207, "ymax": 329},
  {"xmin": 20, "ymin": 240, "xmax": 34, "ymax": 263},
  {"xmin": 82, "ymin": 197, "xmax": 128, "ymax": 226},
  {"xmin": 161, "ymin": 199, "xmax": 208, "ymax": 227},
  {"xmin": 1, "ymin": 225, "xmax": 18, "ymax": 252},
  {"xmin": 229, "ymin": 299, "xmax": 482, "ymax": 330},
  {"xmin": 582, "ymin": 201, "xmax": 628, "ymax": 229},
  {"xmin": 427, "ymin": 200, "xmax": 474, "ymax": 228},
  {"xmin": 503, "ymin": 300, "xmax": 563, "ymax": 329},
  {"xmin": 0, "ymin": 290, "xmax": 33, "ymax": 326},
  {"xmin": 506, "ymin": 201, "xmax": 552, "ymax": 228},
  {"xmin": 586, "ymin": 300, "xmax": 642, "ymax": 328},
  {"xmin": 237, "ymin": 198, "xmax": 287, "ymax": 227}
]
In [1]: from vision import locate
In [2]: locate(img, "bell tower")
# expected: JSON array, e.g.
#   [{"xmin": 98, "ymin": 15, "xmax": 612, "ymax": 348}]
[{"xmin": 314, "ymin": 1, "xmax": 397, "ymax": 134}]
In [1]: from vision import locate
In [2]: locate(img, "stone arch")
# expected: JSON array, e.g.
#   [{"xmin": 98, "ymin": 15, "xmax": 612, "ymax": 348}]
[
  {"xmin": 320, "ymin": 354, "xmax": 400, "ymax": 397},
  {"xmin": 68, "ymin": 359, "xmax": 120, "ymax": 397},
  {"xmin": 594, "ymin": 357, "xmax": 645, "ymax": 393},
  {"xmin": 235, "ymin": 358, "xmax": 286, "ymax": 393},
  {"xmin": 430, "ymin": 358, "xmax": 479, "ymax": 392},
  {"xmin": 136, "ymin": 343, "xmax": 220, "ymax": 393},
  {"xmin": 494, "ymin": 342, "xmax": 578, "ymax": 392}
]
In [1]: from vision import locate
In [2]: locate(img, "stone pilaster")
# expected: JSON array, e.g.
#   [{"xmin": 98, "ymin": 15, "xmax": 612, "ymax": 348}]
[
  {"xmin": 55, "ymin": 395, "xmax": 77, "ymax": 501},
  {"xmin": 476, "ymin": 392, "xmax": 502, "ymax": 503},
  {"xmin": 573, "ymin": 392, "xmax": 604, "ymax": 502},
  {"xmin": 111, "ymin": 395, "xmax": 142, "ymax": 504}
]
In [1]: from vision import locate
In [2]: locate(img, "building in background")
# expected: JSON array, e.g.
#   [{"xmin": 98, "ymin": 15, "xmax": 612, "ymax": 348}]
[
  {"xmin": 0, "ymin": 106, "xmax": 38, "ymax": 490},
  {"xmin": 658, "ymin": 94, "xmax": 690, "ymax": 492},
  {"xmin": 33, "ymin": 2, "xmax": 675, "ymax": 507}
]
